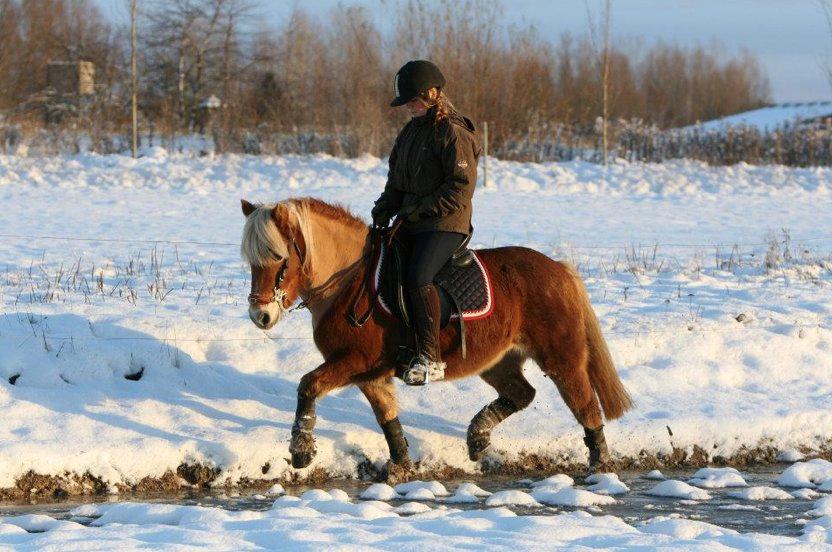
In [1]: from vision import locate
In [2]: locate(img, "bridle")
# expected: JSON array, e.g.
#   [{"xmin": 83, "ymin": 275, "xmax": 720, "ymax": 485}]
[{"xmin": 247, "ymin": 239, "xmax": 307, "ymax": 312}]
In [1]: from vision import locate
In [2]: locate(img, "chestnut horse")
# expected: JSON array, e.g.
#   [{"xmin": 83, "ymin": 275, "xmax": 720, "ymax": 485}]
[{"xmin": 240, "ymin": 197, "xmax": 632, "ymax": 476}]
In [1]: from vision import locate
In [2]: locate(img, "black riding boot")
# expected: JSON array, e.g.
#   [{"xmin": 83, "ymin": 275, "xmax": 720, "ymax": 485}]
[{"xmin": 402, "ymin": 283, "xmax": 445, "ymax": 385}]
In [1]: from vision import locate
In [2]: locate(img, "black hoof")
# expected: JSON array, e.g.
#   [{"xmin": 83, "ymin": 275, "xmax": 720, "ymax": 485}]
[
  {"xmin": 290, "ymin": 432, "xmax": 316, "ymax": 469},
  {"xmin": 384, "ymin": 458, "xmax": 415, "ymax": 484},
  {"xmin": 467, "ymin": 431, "xmax": 491, "ymax": 462},
  {"xmin": 291, "ymin": 450, "xmax": 314, "ymax": 469}
]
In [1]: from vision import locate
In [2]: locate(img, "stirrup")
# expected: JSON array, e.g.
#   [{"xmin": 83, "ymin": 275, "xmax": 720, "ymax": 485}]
[{"xmin": 402, "ymin": 356, "xmax": 445, "ymax": 386}]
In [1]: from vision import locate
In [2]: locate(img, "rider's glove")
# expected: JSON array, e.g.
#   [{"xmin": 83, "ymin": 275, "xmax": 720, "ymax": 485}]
[{"xmin": 371, "ymin": 204, "xmax": 391, "ymax": 228}]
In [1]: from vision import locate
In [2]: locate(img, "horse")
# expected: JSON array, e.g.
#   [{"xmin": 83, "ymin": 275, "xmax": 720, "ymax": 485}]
[{"xmin": 239, "ymin": 197, "xmax": 633, "ymax": 478}]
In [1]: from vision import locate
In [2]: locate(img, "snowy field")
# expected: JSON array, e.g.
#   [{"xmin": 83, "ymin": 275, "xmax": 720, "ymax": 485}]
[{"xmin": 0, "ymin": 151, "xmax": 831, "ymax": 547}]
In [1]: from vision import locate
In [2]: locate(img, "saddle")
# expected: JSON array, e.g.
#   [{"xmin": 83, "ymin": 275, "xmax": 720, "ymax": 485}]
[{"xmin": 371, "ymin": 232, "xmax": 494, "ymax": 359}]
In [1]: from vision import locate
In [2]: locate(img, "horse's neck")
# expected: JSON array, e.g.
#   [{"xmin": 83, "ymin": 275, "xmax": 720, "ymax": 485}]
[{"xmin": 303, "ymin": 215, "xmax": 368, "ymax": 325}]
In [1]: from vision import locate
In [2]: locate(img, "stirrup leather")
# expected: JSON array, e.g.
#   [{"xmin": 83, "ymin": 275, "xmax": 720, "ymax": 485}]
[{"xmin": 402, "ymin": 356, "xmax": 446, "ymax": 386}]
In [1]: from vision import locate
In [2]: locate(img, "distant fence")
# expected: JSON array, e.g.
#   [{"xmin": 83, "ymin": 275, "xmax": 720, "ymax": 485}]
[
  {"xmin": 494, "ymin": 121, "xmax": 832, "ymax": 167},
  {"xmin": 4, "ymin": 119, "xmax": 832, "ymax": 167}
]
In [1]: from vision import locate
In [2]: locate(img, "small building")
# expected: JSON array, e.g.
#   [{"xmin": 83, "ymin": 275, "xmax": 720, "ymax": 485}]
[
  {"xmin": 46, "ymin": 61, "xmax": 95, "ymax": 96},
  {"xmin": 691, "ymin": 101, "xmax": 832, "ymax": 133}
]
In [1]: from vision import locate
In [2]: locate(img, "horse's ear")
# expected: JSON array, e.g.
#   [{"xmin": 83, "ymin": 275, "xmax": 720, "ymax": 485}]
[{"xmin": 241, "ymin": 199, "xmax": 256, "ymax": 217}]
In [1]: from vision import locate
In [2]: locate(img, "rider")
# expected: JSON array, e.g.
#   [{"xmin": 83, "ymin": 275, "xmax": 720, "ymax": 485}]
[{"xmin": 371, "ymin": 60, "xmax": 481, "ymax": 386}]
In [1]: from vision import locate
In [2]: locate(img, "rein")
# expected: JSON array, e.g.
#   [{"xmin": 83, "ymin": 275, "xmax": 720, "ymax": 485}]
[{"xmin": 347, "ymin": 218, "xmax": 403, "ymax": 327}]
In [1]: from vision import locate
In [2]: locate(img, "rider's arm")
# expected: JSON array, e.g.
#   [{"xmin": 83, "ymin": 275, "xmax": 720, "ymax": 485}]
[
  {"xmin": 417, "ymin": 125, "xmax": 478, "ymax": 218},
  {"xmin": 374, "ymin": 141, "xmax": 404, "ymax": 213}
]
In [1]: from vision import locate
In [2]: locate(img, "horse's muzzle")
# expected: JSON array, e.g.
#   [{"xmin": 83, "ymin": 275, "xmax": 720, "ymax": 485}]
[{"xmin": 248, "ymin": 304, "xmax": 282, "ymax": 330}]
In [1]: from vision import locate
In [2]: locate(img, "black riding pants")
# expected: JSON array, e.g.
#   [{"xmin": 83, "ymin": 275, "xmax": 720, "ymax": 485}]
[{"xmin": 405, "ymin": 230, "xmax": 467, "ymax": 289}]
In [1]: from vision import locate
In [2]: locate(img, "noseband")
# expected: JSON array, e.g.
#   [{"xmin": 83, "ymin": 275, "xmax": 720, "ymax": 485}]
[{"xmin": 248, "ymin": 240, "xmax": 305, "ymax": 310}]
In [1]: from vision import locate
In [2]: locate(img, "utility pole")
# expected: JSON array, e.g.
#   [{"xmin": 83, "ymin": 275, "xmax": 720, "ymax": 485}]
[
  {"xmin": 601, "ymin": 0, "xmax": 610, "ymax": 166},
  {"xmin": 586, "ymin": 0, "xmax": 612, "ymax": 165},
  {"xmin": 130, "ymin": 0, "xmax": 138, "ymax": 158}
]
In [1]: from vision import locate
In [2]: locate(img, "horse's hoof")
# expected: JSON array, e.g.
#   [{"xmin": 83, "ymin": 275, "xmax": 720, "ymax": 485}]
[
  {"xmin": 384, "ymin": 458, "xmax": 414, "ymax": 485},
  {"xmin": 291, "ymin": 450, "xmax": 315, "ymax": 469},
  {"xmin": 467, "ymin": 431, "xmax": 491, "ymax": 462},
  {"xmin": 586, "ymin": 455, "xmax": 613, "ymax": 475},
  {"xmin": 289, "ymin": 432, "xmax": 316, "ymax": 469}
]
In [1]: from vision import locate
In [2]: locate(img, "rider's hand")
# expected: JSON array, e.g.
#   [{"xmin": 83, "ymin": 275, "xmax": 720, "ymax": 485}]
[{"xmin": 371, "ymin": 204, "xmax": 391, "ymax": 228}]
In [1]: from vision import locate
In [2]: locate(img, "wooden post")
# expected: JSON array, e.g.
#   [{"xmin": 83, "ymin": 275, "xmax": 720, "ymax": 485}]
[
  {"xmin": 130, "ymin": 0, "xmax": 138, "ymax": 158},
  {"xmin": 601, "ymin": 0, "xmax": 611, "ymax": 166},
  {"xmin": 482, "ymin": 121, "xmax": 489, "ymax": 187}
]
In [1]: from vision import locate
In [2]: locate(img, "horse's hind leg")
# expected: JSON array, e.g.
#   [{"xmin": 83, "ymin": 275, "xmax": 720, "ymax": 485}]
[
  {"xmin": 357, "ymin": 379, "xmax": 412, "ymax": 476},
  {"xmin": 468, "ymin": 350, "xmax": 536, "ymax": 461},
  {"xmin": 535, "ymin": 341, "xmax": 609, "ymax": 469}
]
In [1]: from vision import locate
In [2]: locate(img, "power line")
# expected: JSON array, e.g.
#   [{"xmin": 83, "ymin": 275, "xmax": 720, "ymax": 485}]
[
  {"xmin": 2, "ymin": 232, "xmax": 832, "ymax": 251},
  {"xmin": 0, "ymin": 322, "xmax": 823, "ymax": 344},
  {"xmin": 0, "ymin": 234, "xmax": 238, "ymax": 247},
  {"xmin": 0, "ymin": 333, "xmax": 314, "ymax": 343}
]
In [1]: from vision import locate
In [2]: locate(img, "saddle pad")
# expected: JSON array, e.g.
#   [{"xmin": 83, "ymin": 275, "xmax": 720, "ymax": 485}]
[{"xmin": 372, "ymin": 242, "xmax": 494, "ymax": 321}]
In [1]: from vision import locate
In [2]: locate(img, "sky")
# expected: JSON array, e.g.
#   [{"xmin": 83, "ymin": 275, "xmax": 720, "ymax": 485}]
[{"xmin": 95, "ymin": 0, "xmax": 831, "ymax": 103}]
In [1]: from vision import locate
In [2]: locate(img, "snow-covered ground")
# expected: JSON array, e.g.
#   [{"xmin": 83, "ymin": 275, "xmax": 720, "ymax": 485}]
[
  {"xmin": 4, "ymin": 466, "xmax": 832, "ymax": 549},
  {"xmin": 0, "ymin": 151, "xmax": 831, "ymax": 495}
]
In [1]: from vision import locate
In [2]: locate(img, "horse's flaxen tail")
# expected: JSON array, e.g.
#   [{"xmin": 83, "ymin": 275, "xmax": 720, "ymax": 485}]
[{"xmin": 570, "ymin": 267, "xmax": 633, "ymax": 420}]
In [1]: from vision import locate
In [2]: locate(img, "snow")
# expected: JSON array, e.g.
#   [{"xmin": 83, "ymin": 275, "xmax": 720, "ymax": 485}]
[
  {"xmin": 792, "ymin": 488, "xmax": 820, "ymax": 500},
  {"xmin": 360, "ymin": 483, "xmax": 399, "ymax": 501},
  {"xmin": 454, "ymin": 482, "xmax": 491, "ymax": 496},
  {"xmin": 809, "ymin": 496, "xmax": 832, "ymax": 517},
  {"xmin": 691, "ymin": 101, "xmax": 832, "ymax": 133},
  {"xmin": 777, "ymin": 460, "xmax": 832, "ymax": 488},
  {"xmin": 0, "ymin": 151, "xmax": 831, "ymax": 495},
  {"xmin": 447, "ymin": 483, "xmax": 490, "ymax": 503},
  {"xmin": 585, "ymin": 473, "xmax": 630, "ymax": 495},
  {"xmin": 265, "ymin": 483, "xmax": 284, "ymax": 496},
  {"xmin": 778, "ymin": 449, "xmax": 806, "ymax": 462},
  {"xmin": 644, "ymin": 470, "xmax": 666, "ymax": 480},
  {"xmin": 2, "ymin": 493, "xmax": 820, "ymax": 550},
  {"xmin": 688, "ymin": 467, "xmax": 748, "ymax": 488},
  {"xmin": 727, "ymin": 487, "xmax": 795, "ymax": 501},
  {"xmin": 394, "ymin": 480, "xmax": 449, "ymax": 497},
  {"xmin": 646, "ymin": 480, "xmax": 712, "ymax": 500},
  {"xmin": 530, "ymin": 474, "xmax": 575, "ymax": 488},
  {"xmin": 532, "ymin": 486, "xmax": 618, "ymax": 507},
  {"xmin": 484, "ymin": 490, "xmax": 541, "ymax": 507},
  {"xmin": 445, "ymin": 490, "xmax": 482, "ymax": 503},
  {"xmin": 393, "ymin": 501, "xmax": 432, "ymax": 514},
  {"xmin": 404, "ymin": 488, "xmax": 436, "ymax": 501}
]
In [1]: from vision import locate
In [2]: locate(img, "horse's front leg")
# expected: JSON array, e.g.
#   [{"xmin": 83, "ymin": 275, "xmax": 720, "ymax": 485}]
[
  {"xmin": 290, "ymin": 351, "xmax": 368, "ymax": 469},
  {"xmin": 357, "ymin": 378, "xmax": 412, "ymax": 482}
]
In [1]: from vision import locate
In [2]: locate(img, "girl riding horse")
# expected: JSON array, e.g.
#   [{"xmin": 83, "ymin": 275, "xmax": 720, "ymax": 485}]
[
  {"xmin": 239, "ymin": 61, "xmax": 632, "ymax": 478},
  {"xmin": 371, "ymin": 60, "xmax": 480, "ymax": 386}
]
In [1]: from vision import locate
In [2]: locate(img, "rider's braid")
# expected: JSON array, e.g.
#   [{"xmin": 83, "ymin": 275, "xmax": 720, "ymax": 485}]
[{"xmin": 434, "ymin": 89, "xmax": 454, "ymax": 124}]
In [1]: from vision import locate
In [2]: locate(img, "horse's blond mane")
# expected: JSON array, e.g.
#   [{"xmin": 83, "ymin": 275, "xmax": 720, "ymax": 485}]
[{"xmin": 240, "ymin": 197, "xmax": 366, "ymax": 270}]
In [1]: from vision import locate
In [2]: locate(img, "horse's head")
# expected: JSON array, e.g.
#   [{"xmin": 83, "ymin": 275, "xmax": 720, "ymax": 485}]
[{"xmin": 240, "ymin": 199, "xmax": 310, "ymax": 330}]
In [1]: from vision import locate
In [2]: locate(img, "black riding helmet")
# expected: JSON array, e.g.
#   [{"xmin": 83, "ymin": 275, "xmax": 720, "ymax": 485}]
[{"xmin": 390, "ymin": 60, "xmax": 446, "ymax": 107}]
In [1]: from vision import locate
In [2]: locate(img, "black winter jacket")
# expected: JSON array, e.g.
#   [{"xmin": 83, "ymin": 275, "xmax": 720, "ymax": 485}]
[{"xmin": 374, "ymin": 107, "xmax": 481, "ymax": 235}]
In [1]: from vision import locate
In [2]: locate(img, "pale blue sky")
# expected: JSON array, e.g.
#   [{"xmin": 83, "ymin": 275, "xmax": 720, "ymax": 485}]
[{"xmin": 95, "ymin": 0, "xmax": 831, "ymax": 102}]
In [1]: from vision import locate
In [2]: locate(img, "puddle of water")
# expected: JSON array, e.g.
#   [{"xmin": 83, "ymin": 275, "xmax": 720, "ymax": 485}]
[{"xmin": 0, "ymin": 465, "xmax": 816, "ymax": 537}]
